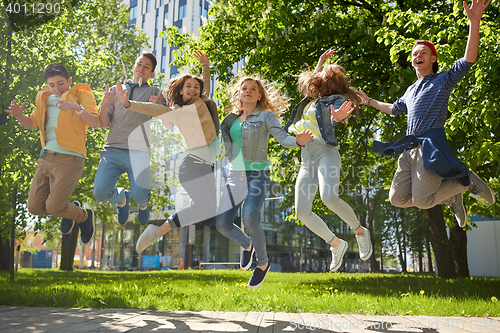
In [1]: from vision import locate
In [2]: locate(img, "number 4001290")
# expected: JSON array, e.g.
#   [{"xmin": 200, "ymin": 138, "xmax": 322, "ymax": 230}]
[{"xmin": 5, "ymin": 2, "xmax": 61, "ymax": 14}]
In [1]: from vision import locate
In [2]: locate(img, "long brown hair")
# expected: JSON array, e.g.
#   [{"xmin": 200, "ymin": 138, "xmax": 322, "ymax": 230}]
[
  {"xmin": 165, "ymin": 73, "xmax": 204, "ymax": 107},
  {"xmin": 298, "ymin": 64, "xmax": 362, "ymax": 116},
  {"xmin": 225, "ymin": 77, "xmax": 289, "ymax": 119}
]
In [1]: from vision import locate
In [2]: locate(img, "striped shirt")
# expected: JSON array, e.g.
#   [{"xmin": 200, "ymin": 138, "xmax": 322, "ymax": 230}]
[{"xmin": 391, "ymin": 58, "xmax": 473, "ymax": 136}]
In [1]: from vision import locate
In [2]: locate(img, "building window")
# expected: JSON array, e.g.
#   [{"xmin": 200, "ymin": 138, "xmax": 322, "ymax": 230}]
[
  {"xmin": 173, "ymin": 20, "xmax": 182, "ymax": 34},
  {"xmin": 166, "ymin": 194, "xmax": 175, "ymax": 210},
  {"xmin": 163, "ymin": 5, "xmax": 169, "ymax": 28},
  {"xmin": 178, "ymin": 3, "xmax": 186, "ymax": 20},
  {"xmin": 130, "ymin": 5, "xmax": 137, "ymax": 20},
  {"xmin": 155, "ymin": 37, "xmax": 161, "ymax": 52},
  {"xmin": 161, "ymin": 54, "xmax": 166, "ymax": 73},
  {"xmin": 146, "ymin": 0, "xmax": 151, "ymax": 12}
]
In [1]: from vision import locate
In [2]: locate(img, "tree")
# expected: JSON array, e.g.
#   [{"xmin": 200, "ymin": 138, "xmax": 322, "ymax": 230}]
[
  {"xmin": 162, "ymin": 0, "xmax": 499, "ymax": 278},
  {"xmin": 0, "ymin": 0, "xmax": 150, "ymax": 271}
]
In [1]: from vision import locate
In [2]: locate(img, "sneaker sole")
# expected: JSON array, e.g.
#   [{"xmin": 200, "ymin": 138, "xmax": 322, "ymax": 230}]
[
  {"xmin": 330, "ymin": 243, "xmax": 348, "ymax": 272},
  {"xmin": 455, "ymin": 194, "xmax": 467, "ymax": 228},
  {"xmin": 248, "ymin": 264, "xmax": 270, "ymax": 289},
  {"xmin": 240, "ymin": 246, "xmax": 255, "ymax": 271},
  {"xmin": 61, "ymin": 221, "xmax": 75, "ymax": 235},
  {"xmin": 470, "ymin": 170, "xmax": 496, "ymax": 204},
  {"xmin": 360, "ymin": 244, "xmax": 373, "ymax": 261},
  {"xmin": 81, "ymin": 209, "xmax": 95, "ymax": 245}
]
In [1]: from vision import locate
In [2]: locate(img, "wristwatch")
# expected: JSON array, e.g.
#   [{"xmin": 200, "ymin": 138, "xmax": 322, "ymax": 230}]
[{"xmin": 75, "ymin": 104, "xmax": 85, "ymax": 115}]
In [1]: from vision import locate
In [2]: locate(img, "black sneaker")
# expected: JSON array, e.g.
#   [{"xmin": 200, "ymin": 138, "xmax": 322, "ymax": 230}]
[
  {"xmin": 248, "ymin": 263, "xmax": 271, "ymax": 289},
  {"xmin": 240, "ymin": 244, "xmax": 255, "ymax": 271},
  {"xmin": 61, "ymin": 201, "xmax": 80, "ymax": 235},
  {"xmin": 117, "ymin": 190, "xmax": 131, "ymax": 225},
  {"xmin": 78, "ymin": 209, "xmax": 95, "ymax": 245}
]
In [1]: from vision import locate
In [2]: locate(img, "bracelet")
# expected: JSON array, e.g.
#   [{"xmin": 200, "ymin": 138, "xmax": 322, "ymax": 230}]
[
  {"xmin": 367, "ymin": 98, "xmax": 373, "ymax": 105},
  {"xmin": 75, "ymin": 105, "xmax": 85, "ymax": 115}
]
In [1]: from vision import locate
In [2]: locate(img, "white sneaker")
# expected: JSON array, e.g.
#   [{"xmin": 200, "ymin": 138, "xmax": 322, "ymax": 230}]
[
  {"xmin": 330, "ymin": 239, "xmax": 348, "ymax": 272},
  {"xmin": 469, "ymin": 170, "xmax": 496, "ymax": 204},
  {"xmin": 136, "ymin": 225, "xmax": 159, "ymax": 253},
  {"xmin": 355, "ymin": 227, "xmax": 373, "ymax": 261},
  {"xmin": 448, "ymin": 193, "xmax": 467, "ymax": 228}
]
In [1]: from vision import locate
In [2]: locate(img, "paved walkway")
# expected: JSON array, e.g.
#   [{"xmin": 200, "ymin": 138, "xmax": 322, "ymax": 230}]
[{"xmin": 1, "ymin": 306, "xmax": 499, "ymax": 332}]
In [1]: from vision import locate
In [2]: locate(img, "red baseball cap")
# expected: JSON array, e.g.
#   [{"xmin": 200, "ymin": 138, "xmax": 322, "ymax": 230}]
[{"xmin": 413, "ymin": 40, "xmax": 438, "ymax": 58}]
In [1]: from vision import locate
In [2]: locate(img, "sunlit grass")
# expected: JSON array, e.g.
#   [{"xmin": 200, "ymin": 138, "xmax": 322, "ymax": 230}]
[{"xmin": 1, "ymin": 269, "xmax": 499, "ymax": 317}]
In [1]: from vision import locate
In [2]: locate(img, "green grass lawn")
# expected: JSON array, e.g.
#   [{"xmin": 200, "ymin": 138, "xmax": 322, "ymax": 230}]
[{"xmin": 1, "ymin": 269, "xmax": 499, "ymax": 317}]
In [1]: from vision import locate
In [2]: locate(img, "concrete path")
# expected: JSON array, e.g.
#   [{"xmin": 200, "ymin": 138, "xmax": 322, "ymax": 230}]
[{"xmin": 1, "ymin": 306, "xmax": 500, "ymax": 332}]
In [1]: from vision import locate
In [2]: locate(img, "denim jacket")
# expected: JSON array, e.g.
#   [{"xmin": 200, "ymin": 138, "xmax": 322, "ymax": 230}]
[
  {"xmin": 221, "ymin": 108, "xmax": 299, "ymax": 162},
  {"xmin": 372, "ymin": 128, "xmax": 470, "ymax": 186},
  {"xmin": 284, "ymin": 94, "xmax": 346, "ymax": 146}
]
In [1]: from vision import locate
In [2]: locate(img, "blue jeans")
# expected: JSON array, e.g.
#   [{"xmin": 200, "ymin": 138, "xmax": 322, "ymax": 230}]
[
  {"xmin": 216, "ymin": 170, "xmax": 270, "ymax": 267},
  {"xmin": 93, "ymin": 147, "xmax": 151, "ymax": 207}
]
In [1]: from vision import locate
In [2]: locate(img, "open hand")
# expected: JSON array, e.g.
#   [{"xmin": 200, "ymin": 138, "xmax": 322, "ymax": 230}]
[
  {"xmin": 56, "ymin": 100, "xmax": 80, "ymax": 111},
  {"xmin": 194, "ymin": 51, "xmax": 209, "ymax": 65},
  {"xmin": 319, "ymin": 49, "xmax": 335, "ymax": 62},
  {"xmin": 5, "ymin": 99, "xmax": 26, "ymax": 117},
  {"xmin": 115, "ymin": 81, "xmax": 131, "ymax": 107},
  {"xmin": 149, "ymin": 90, "xmax": 163, "ymax": 104},
  {"xmin": 331, "ymin": 101, "xmax": 354, "ymax": 122},
  {"xmin": 464, "ymin": 0, "xmax": 491, "ymax": 23},
  {"xmin": 296, "ymin": 130, "xmax": 314, "ymax": 146}
]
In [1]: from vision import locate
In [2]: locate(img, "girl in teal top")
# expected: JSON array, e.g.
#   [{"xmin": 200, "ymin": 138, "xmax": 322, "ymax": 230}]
[{"xmin": 218, "ymin": 76, "xmax": 313, "ymax": 289}]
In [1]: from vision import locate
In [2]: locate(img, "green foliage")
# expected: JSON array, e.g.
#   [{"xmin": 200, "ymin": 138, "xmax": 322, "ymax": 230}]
[{"xmin": 1, "ymin": 269, "xmax": 500, "ymax": 316}]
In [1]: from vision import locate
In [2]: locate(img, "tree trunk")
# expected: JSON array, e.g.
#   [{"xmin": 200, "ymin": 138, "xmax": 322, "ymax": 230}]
[
  {"xmin": 100, "ymin": 222, "xmax": 106, "ymax": 270},
  {"xmin": 426, "ymin": 238, "xmax": 433, "ymax": 273},
  {"xmin": 449, "ymin": 224, "xmax": 469, "ymax": 278},
  {"xmin": 369, "ymin": 230, "xmax": 380, "ymax": 272},
  {"xmin": 425, "ymin": 205, "xmax": 457, "ymax": 279},
  {"xmin": 395, "ymin": 217, "xmax": 407, "ymax": 272},
  {"xmin": 119, "ymin": 229, "xmax": 124, "ymax": 270},
  {"xmin": 418, "ymin": 249, "xmax": 423, "ymax": 272},
  {"xmin": 379, "ymin": 246, "xmax": 383, "ymax": 272},
  {"xmin": 60, "ymin": 226, "xmax": 79, "ymax": 271},
  {"xmin": 0, "ymin": 233, "xmax": 10, "ymax": 271},
  {"xmin": 10, "ymin": 187, "xmax": 18, "ymax": 282},
  {"xmin": 302, "ymin": 224, "xmax": 307, "ymax": 272}
]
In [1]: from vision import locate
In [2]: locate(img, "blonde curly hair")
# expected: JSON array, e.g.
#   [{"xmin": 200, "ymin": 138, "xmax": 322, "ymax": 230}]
[{"xmin": 225, "ymin": 76, "xmax": 289, "ymax": 119}]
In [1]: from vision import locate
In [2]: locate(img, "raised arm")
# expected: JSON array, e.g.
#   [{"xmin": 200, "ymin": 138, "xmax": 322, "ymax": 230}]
[
  {"xmin": 314, "ymin": 49, "xmax": 335, "ymax": 73},
  {"xmin": 127, "ymin": 100, "xmax": 173, "ymax": 117},
  {"xmin": 5, "ymin": 100, "xmax": 33, "ymax": 129},
  {"xmin": 463, "ymin": 0, "xmax": 491, "ymax": 63},
  {"xmin": 359, "ymin": 91, "xmax": 393, "ymax": 115},
  {"xmin": 194, "ymin": 51, "xmax": 211, "ymax": 96}
]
